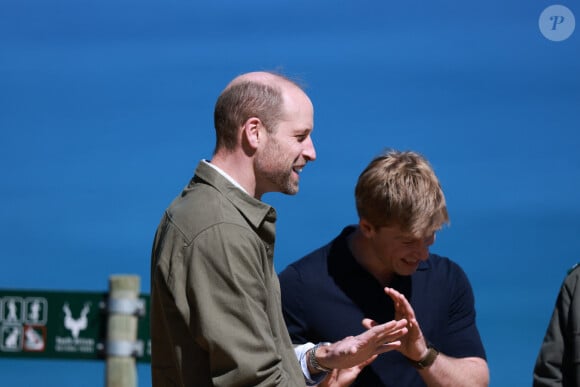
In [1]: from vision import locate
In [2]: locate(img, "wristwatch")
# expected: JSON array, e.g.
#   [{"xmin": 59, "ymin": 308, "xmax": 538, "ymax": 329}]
[
  {"xmin": 308, "ymin": 342, "xmax": 333, "ymax": 373},
  {"xmin": 407, "ymin": 344, "xmax": 439, "ymax": 369}
]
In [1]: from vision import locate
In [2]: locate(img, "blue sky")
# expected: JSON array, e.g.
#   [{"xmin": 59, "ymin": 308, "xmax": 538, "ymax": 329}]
[{"xmin": 1, "ymin": 1, "xmax": 579, "ymax": 385}]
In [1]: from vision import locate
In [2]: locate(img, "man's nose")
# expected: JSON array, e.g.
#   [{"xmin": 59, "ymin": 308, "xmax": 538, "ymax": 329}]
[
  {"xmin": 418, "ymin": 246, "xmax": 430, "ymax": 261},
  {"xmin": 418, "ymin": 234, "xmax": 434, "ymax": 261},
  {"xmin": 303, "ymin": 136, "xmax": 316, "ymax": 161},
  {"xmin": 415, "ymin": 241, "xmax": 431, "ymax": 261}
]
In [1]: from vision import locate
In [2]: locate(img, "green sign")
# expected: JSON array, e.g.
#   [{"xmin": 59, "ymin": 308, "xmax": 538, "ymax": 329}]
[{"xmin": 0, "ymin": 289, "xmax": 151, "ymax": 362}]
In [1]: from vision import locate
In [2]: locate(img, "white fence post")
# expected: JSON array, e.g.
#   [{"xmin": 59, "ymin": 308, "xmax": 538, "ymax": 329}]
[{"xmin": 105, "ymin": 275, "xmax": 144, "ymax": 387}]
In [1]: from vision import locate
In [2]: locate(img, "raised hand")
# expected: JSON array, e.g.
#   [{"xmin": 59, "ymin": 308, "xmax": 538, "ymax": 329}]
[
  {"xmin": 363, "ymin": 287, "xmax": 428, "ymax": 361},
  {"xmin": 317, "ymin": 318, "xmax": 408, "ymax": 371}
]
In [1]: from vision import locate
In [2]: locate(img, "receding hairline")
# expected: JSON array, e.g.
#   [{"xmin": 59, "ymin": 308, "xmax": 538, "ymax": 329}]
[{"xmin": 224, "ymin": 71, "xmax": 305, "ymax": 93}]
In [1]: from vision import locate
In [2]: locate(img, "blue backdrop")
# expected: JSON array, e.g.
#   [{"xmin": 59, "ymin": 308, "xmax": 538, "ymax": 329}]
[{"xmin": 1, "ymin": 0, "xmax": 579, "ymax": 386}]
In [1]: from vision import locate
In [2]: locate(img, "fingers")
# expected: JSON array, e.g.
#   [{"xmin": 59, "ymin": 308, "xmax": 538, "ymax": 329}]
[
  {"xmin": 377, "ymin": 325, "xmax": 408, "ymax": 346},
  {"xmin": 372, "ymin": 318, "xmax": 408, "ymax": 336},
  {"xmin": 358, "ymin": 319, "xmax": 408, "ymax": 354},
  {"xmin": 384, "ymin": 287, "xmax": 416, "ymax": 320},
  {"xmin": 362, "ymin": 317, "xmax": 407, "ymax": 331},
  {"xmin": 361, "ymin": 318, "xmax": 408, "ymax": 346},
  {"xmin": 383, "ymin": 287, "xmax": 407, "ymax": 303},
  {"xmin": 386, "ymin": 318, "xmax": 409, "ymax": 330},
  {"xmin": 376, "ymin": 340, "xmax": 402, "ymax": 354}
]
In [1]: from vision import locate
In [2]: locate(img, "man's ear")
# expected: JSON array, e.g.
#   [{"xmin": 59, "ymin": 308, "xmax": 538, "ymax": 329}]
[
  {"xmin": 242, "ymin": 117, "xmax": 262, "ymax": 151},
  {"xmin": 359, "ymin": 218, "xmax": 376, "ymax": 238}
]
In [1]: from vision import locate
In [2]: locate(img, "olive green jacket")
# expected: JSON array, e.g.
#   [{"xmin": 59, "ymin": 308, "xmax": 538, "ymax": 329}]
[
  {"xmin": 534, "ymin": 264, "xmax": 580, "ymax": 387},
  {"xmin": 150, "ymin": 161, "xmax": 305, "ymax": 387}
]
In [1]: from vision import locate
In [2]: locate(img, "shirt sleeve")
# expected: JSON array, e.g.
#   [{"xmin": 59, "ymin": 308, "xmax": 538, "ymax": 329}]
[
  {"xmin": 280, "ymin": 264, "xmax": 311, "ymax": 343},
  {"xmin": 441, "ymin": 263, "xmax": 487, "ymax": 359},
  {"xmin": 186, "ymin": 223, "xmax": 293, "ymax": 386},
  {"xmin": 294, "ymin": 343, "xmax": 328, "ymax": 386}
]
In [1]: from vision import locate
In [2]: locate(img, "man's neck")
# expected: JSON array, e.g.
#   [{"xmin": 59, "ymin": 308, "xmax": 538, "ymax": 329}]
[
  {"xmin": 209, "ymin": 152, "xmax": 258, "ymax": 198},
  {"xmin": 348, "ymin": 227, "xmax": 395, "ymax": 286}
]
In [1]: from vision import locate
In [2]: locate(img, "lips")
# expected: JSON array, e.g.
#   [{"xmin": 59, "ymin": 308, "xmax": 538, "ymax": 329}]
[
  {"xmin": 293, "ymin": 165, "xmax": 304, "ymax": 174},
  {"xmin": 402, "ymin": 258, "xmax": 419, "ymax": 266}
]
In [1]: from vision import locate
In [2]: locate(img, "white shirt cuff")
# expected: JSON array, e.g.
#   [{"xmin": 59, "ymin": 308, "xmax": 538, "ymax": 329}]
[{"xmin": 294, "ymin": 342, "xmax": 328, "ymax": 386}]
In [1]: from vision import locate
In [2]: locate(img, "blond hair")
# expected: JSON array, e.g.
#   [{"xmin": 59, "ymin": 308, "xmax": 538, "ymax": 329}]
[{"xmin": 355, "ymin": 149, "xmax": 449, "ymax": 237}]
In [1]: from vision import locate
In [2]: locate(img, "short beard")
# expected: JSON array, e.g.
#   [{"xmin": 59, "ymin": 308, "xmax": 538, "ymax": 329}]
[{"xmin": 255, "ymin": 137, "xmax": 298, "ymax": 196}]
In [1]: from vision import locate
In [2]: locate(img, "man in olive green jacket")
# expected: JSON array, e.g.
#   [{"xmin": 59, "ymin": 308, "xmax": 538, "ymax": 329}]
[
  {"xmin": 534, "ymin": 264, "xmax": 580, "ymax": 386},
  {"xmin": 150, "ymin": 71, "xmax": 409, "ymax": 387}
]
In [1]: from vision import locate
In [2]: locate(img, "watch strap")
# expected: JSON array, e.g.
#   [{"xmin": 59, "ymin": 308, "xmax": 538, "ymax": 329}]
[
  {"xmin": 308, "ymin": 342, "xmax": 333, "ymax": 373},
  {"xmin": 407, "ymin": 344, "xmax": 439, "ymax": 369}
]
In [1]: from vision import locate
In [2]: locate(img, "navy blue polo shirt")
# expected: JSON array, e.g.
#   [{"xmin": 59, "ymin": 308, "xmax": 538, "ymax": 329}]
[{"xmin": 279, "ymin": 226, "xmax": 486, "ymax": 387}]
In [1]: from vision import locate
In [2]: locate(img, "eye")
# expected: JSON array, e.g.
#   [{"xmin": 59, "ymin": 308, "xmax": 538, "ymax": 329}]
[{"xmin": 296, "ymin": 134, "xmax": 308, "ymax": 142}]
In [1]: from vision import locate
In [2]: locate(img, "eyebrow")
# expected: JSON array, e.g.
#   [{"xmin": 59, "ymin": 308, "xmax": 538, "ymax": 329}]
[
  {"xmin": 394, "ymin": 234, "xmax": 416, "ymax": 241},
  {"xmin": 394, "ymin": 232, "xmax": 424, "ymax": 241},
  {"xmin": 293, "ymin": 128, "xmax": 313, "ymax": 136}
]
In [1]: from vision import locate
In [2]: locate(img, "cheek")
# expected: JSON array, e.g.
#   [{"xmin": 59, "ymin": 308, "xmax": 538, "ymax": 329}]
[
  {"xmin": 392, "ymin": 245, "xmax": 414, "ymax": 259},
  {"xmin": 290, "ymin": 142, "xmax": 302, "ymax": 155},
  {"xmin": 376, "ymin": 242, "xmax": 398, "ymax": 258},
  {"xmin": 283, "ymin": 138, "xmax": 301, "ymax": 151}
]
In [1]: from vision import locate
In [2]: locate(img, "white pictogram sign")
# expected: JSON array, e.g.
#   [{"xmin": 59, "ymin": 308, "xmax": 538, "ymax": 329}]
[
  {"xmin": 63, "ymin": 303, "xmax": 90, "ymax": 339},
  {"xmin": 25, "ymin": 298, "xmax": 48, "ymax": 325},
  {"xmin": 24, "ymin": 326, "xmax": 45, "ymax": 351},
  {"xmin": 1, "ymin": 326, "xmax": 23, "ymax": 352},
  {"xmin": 2, "ymin": 297, "xmax": 23, "ymax": 323}
]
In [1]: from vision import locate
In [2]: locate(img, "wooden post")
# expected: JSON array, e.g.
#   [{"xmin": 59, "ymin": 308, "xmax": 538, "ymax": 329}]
[{"xmin": 105, "ymin": 275, "xmax": 142, "ymax": 387}]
